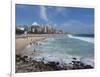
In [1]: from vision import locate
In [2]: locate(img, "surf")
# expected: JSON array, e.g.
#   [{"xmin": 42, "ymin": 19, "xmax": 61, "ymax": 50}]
[{"xmin": 67, "ymin": 34, "xmax": 94, "ymax": 43}]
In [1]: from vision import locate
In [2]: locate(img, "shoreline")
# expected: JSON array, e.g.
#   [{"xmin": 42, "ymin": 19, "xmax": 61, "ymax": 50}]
[
  {"xmin": 16, "ymin": 34, "xmax": 48, "ymax": 55},
  {"xmin": 16, "ymin": 34, "xmax": 94, "ymax": 73},
  {"xmin": 16, "ymin": 34, "xmax": 65, "ymax": 55}
]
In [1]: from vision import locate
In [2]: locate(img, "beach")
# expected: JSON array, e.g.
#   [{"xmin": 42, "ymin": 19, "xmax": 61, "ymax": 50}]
[
  {"xmin": 16, "ymin": 34, "xmax": 94, "ymax": 73},
  {"xmin": 16, "ymin": 34, "xmax": 47, "ymax": 55}
]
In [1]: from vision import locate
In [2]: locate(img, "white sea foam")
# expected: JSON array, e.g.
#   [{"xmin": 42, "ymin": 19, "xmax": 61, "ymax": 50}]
[
  {"xmin": 46, "ymin": 38, "xmax": 55, "ymax": 41},
  {"xmin": 25, "ymin": 34, "xmax": 94, "ymax": 67},
  {"xmin": 68, "ymin": 34, "xmax": 94, "ymax": 43},
  {"xmin": 80, "ymin": 58, "xmax": 94, "ymax": 67},
  {"xmin": 32, "ymin": 53, "xmax": 94, "ymax": 67}
]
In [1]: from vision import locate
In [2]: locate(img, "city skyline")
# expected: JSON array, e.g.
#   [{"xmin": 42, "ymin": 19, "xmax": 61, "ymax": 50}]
[{"xmin": 16, "ymin": 4, "xmax": 94, "ymax": 34}]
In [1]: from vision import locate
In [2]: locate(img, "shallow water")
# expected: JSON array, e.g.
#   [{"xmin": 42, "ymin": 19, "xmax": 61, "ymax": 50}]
[{"xmin": 27, "ymin": 34, "xmax": 94, "ymax": 66}]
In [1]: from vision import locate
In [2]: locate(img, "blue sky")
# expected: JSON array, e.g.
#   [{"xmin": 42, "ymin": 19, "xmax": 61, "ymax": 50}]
[{"xmin": 16, "ymin": 4, "xmax": 94, "ymax": 34}]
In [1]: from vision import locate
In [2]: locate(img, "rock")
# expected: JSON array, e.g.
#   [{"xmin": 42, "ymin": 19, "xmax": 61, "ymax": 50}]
[
  {"xmin": 72, "ymin": 57, "xmax": 77, "ymax": 60},
  {"xmin": 16, "ymin": 55, "xmax": 22, "ymax": 62},
  {"xmin": 16, "ymin": 55, "xmax": 94, "ymax": 73},
  {"xmin": 23, "ymin": 55, "xmax": 28, "ymax": 59},
  {"xmin": 84, "ymin": 65, "xmax": 93, "ymax": 69}
]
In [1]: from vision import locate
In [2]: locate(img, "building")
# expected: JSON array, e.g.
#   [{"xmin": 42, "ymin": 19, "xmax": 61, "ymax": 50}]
[
  {"xmin": 31, "ymin": 22, "xmax": 43, "ymax": 33},
  {"xmin": 16, "ymin": 26, "xmax": 25, "ymax": 31},
  {"xmin": 47, "ymin": 24, "xmax": 54, "ymax": 33},
  {"xmin": 16, "ymin": 22, "xmax": 60, "ymax": 34}
]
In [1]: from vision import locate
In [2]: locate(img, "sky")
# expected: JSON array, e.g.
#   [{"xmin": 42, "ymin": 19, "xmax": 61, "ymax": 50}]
[{"xmin": 16, "ymin": 4, "xmax": 94, "ymax": 34}]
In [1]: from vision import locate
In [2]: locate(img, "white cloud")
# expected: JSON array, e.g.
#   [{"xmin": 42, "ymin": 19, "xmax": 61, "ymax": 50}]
[{"xmin": 40, "ymin": 6, "xmax": 48, "ymax": 22}]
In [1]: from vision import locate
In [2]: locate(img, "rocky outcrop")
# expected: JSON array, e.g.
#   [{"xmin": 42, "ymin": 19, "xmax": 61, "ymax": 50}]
[{"xmin": 16, "ymin": 55, "xmax": 93, "ymax": 73}]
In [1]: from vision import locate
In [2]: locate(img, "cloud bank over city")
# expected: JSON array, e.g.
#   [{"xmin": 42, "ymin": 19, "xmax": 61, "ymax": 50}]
[{"xmin": 16, "ymin": 4, "xmax": 94, "ymax": 34}]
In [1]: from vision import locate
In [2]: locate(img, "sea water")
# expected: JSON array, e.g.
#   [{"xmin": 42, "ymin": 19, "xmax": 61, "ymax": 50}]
[{"xmin": 31, "ymin": 34, "xmax": 94, "ymax": 66}]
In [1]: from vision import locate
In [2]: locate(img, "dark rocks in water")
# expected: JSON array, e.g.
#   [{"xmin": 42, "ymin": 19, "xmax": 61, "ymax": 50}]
[
  {"xmin": 16, "ymin": 55, "xmax": 94, "ymax": 73},
  {"xmin": 47, "ymin": 62, "xmax": 58, "ymax": 70},
  {"xmin": 22, "ymin": 55, "xmax": 28, "ymax": 59},
  {"xmin": 72, "ymin": 57, "xmax": 77, "ymax": 60},
  {"xmin": 72, "ymin": 61, "xmax": 76, "ymax": 64},
  {"xmin": 21, "ymin": 55, "xmax": 29, "ymax": 63},
  {"xmin": 16, "ymin": 55, "xmax": 22, "ymax": 62},
  {"xmin": 71, "ymin": 60, "xmax": 93, "ymax": 69},
  {"xmin": 16, "ymin": 55, "xmax": 56, "ymax": 73},
  {"xmin": 16, "ymin": 55, "xmax": 21, "ymax": 58},
  {"xmin": 84, "ymin": 65, "xmax": 93, "ymax": 69},
  {"xmin": 72, "ymin": 61, "xmax": 81, "ymax": 65},
  {"xmin": 42, "ymin": 57, "xmax": 44, "ymax": 61},
  {"xmin": 47, "ymin": 61, "xmax": 68, "ymax": 70},
  {"xmin": 56, "ymin": 62, "xmax": 59, "ymax": 65},
  {"xmin": 48, "ymin": 61, "xmax": 59, "ymax": 66},
  {"xmin": 16, "ymin": 55, "xmax": 29, "ymax": 63},
  {"xmin": 80, "ymin": 62, "xmax": 84, "ymax": 67}
]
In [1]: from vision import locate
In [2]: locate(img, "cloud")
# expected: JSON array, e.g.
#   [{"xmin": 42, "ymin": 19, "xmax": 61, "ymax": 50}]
[
  {"xmin": 40, "ymin": 6, "xmax": 48, "ymax": 22},
  {"xmin": 39, "ymin": 6, "xmax": 70, "ymax": 23}
]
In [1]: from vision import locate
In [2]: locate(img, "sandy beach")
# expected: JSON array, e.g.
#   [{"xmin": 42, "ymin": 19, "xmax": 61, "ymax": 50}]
[
  {"xmin": 16, "ymin": 34, "xmax": 47, "ymax": 55},
  {"xmin": 15, "ymin": 34, "xmax": 93, "ymax": 73}
]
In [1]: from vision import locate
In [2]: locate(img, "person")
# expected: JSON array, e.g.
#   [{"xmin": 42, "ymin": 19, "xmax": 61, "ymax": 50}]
[
  {"xmin": 34, "ymin": 48, "xmax": 36, "ymax": 52},
  {"xmin": 30, "ymin": 42, "xmax": 32, "ymax": 45}
]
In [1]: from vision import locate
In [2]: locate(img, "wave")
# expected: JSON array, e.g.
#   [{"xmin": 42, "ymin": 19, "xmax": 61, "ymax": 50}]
[
  {"xmin": 24, "ymin": 34, "xmax": 94, "ymax": 68},
  {"xmin": 32, "ymin": 53, "xmax": 94, "ymax": 67},
  {"xmin": 67, "ymin": 34, "xmax": 94, "ymax": 43}
]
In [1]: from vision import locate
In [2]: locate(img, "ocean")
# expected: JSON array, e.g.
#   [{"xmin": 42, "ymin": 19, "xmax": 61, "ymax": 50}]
[{"xmin": 27, "ymin": 34, "xmax": 94, "ymax": 67}]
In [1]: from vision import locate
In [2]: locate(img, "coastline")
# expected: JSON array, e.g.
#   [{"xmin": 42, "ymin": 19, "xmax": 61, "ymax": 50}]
[
  {"xmin": 16, "ymin": 34, "xmax": 65, "ymax": 55},
  {"xmin": 16, "ymin": 54, "xmax": 93, "ymax": 73},
  {"xmin": 16, "ymin": 34, "xmax": 94, "ymax": 73},
  {"xmin": 16, "ymin": 34, "xmax": 48, "ymax": 55}
]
